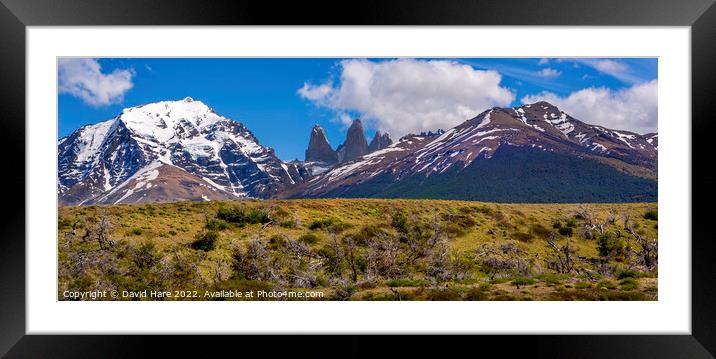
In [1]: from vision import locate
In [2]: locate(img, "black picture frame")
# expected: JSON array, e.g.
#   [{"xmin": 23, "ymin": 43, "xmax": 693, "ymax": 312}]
[{"xmin": 1, "ymin": 0, "xmax": 714, "ymax": 357}]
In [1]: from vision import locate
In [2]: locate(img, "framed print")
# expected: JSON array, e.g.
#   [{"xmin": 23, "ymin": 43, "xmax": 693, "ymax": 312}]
[{"xmin": 2, "ymin": 0, "xmax": 716, "ymax": 357}]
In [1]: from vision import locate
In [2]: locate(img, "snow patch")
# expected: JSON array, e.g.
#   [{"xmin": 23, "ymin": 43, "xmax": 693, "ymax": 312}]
[{"xmin": 476, "ymin": 110, "xmax": 492, "ymax": 129}]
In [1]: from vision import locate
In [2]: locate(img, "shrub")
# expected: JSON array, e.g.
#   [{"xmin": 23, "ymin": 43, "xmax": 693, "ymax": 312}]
[
  {"xmin": 529, "ymin": 224, "xmax": 552, "ymax": 239},
  {"xmin": 558, "ymin": 227, "xmax": 573, "ymax": 237},
  {"xmin": 317, "ymin": 245, "xmax": 344, "ymax": 276},
  {"xmin": 511, "ymin": 277, "xmax": 536, "ymax": 287},
  {"xmin": 217, "ymin": 206, "xmax": 270, "ymax": 226},
  {"xmin": 536, "ymin": 273, "xmax": 564, "ymax": 285},
  {"xmin": 443, "ymin": 222, "xmax": 468, "ymax": 238},
  {"xmin": 132, "ymin": 241, "xmax": 158, "ymax": 269},
  {"xmin": 512, "ymin": 232, "xmax": 534, "ymax": 242},
  {"xmin": 596, "ymin": 280, "xmax": 616, "ymax": 290},
  {"xmin": 643, "ymin": 210, "xmax": 658, "ymax": 221},
  {"xmin": 552, "ymin": 220, "xmax": 562, "ymax": 229},
  {"xmin": 500, "ymin": 242, "xmax": 521, "ymax": 254},
  {"xmin": 298, "ymin": 233, "xmax": 320, "ymax": 245},
  {"xmin": 390, "ymin": 211, "xmax": 409, "ymax": 233},
  {"xmin": 619, "ymin": 277, "xmax": 638, "ymax": 290},
  {"xmin": 279, "ymin": 219, "xmax": 298, "ymax": 228},
  {"xmin": 442, "ymin": 212, "xmax": 477, "ymax": 228},
  {"xmin": 126, "ymin": 228, "xmax": 143, "ymax": 236},
  {"xmin": 191, "ymin": 230, "xmax": 219, "ymax": 251},
  {"xmin": 267, "ymin": 235, "xmax": 286, "ymax": 250},
  {"xmin": 426, "ymin": 289, "xmax": 462, "ymax": 301},
  {"xmin": 474, "ymin": 205, "xmax": 495, "ymax": 216},
  {"xmin": 217, "ymin": 206, "xmax": 243, "ymax": 223},
  {"xmin": 385, "ymin": 279, "xmax": 429, "ymax": 287},
  {"xmin": 206, "ymin": 219, "xmax": 229, "ymax": 231},
  {"xmin": 464, "ymin": 287, "xmax": 490, "ymax": 300},
  {"xmin": 597, "ymin": 234, "xmax": 628, "ymax": 259},
  {"xmin": 58, "ymin": 217, "xmax": 75, "ymax": 230},
  {"xmin": 308, "ymin": 218, "xmax": 349, "ymax": 232},
  {"xmin": 549, "ymin": 288, "xmax": 649, "ymax": 301},
  {"xmin": 272, "ymin": 206, "xmax": 291, "ymax": 219},
  {"xmin": 245, "ymin": 208, "xmax": 271, "ymax": 224},
  {"xmin": 575, "ymin": 282, "xmax": 592, "ymax": 289},
  {"xmin": 566, "ymin": 218, "xmax": 577, "ymax": 228},
  {"xmin": 490, "ymin": 277, "xmax": 509, "ymax": 284},
  {"xmin": 493, "ymin": 212, "xmax": 511, "ymax": 228},
  {"xmin": 617, "ymin": 270, "xmax": 639, "ymax": 280},
  {"xmin": 352, "ymin": 225, "xmax": 387, "ymax": 244}
]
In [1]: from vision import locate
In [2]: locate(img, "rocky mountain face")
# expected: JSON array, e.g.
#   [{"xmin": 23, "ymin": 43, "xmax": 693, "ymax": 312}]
[
  {"xmin": 368, "ymin": 130, "xmax": 393, "ymax": 152},
  {"xmin": 284, "ymin": 102, "xmax": 658, "ymax": 203},
  {"xmin": 60, "ymin": 99, "xmax": 657, "ymax": 205},
  {"xmin": 336, "ymin": 119, "xmax": 369, "ymax": 163},
  {"xmin": 301, "ymin": 120, "xmax": 393, "ymax": 175},
  {"xmin": 58, "ymin": 98, "xmax": 308, "ymax": 205},
  {"xmin": 305, "ymin": 125, "xmax": 338, "ymax": 165}
]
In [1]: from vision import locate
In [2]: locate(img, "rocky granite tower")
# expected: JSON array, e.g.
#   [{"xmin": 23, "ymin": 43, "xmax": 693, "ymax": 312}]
[
  {"xmin": 305, "ymin": 124, "xmax": 338, "ymax": 164},
  {"xmin": 337, "ymin": 119, "xmax": 369, "ymax": 162},
  {"xmin": 368, "ymin": 130, "xmax": 393, "ymax": 152}
]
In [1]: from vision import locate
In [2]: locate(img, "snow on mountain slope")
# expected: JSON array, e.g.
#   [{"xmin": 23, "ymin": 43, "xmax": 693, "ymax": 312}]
[
  {"xmin": 58, "ymin": 97, "xmax": 308, "ymax": 205},
  {"xmin": 286, "ymin": 101, "xmax": 657, "ymax": 198}
]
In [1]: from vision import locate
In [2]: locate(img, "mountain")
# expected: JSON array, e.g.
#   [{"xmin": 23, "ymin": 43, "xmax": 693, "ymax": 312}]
[
  {"xmin": 303, "ymin": 124, "xmax": 338, "ymax": 175},
  {"xmin": 58, "ymin": 97, "xmax": 308, "ymax": 205},
  {"xmin": 336, "ymin": 119, "xmax": 369, "ymax": 162},
  {"xmin": 302, "ymin": 121, "xmax": 394, "ymax": 175},
  {"xmin": 283, "ymin": 102, "xmax": 658, "ymax": 203},
  {"xmin": 60, "ymin": 99, "xmax": 658, "ymax": 205},
  {"xmin": 368, "ymin": 130, "xmax": 393, "ymax": 152},
  {"xmin": 305, "ymin": 124, "xmax": 338, "ymax": 164}
]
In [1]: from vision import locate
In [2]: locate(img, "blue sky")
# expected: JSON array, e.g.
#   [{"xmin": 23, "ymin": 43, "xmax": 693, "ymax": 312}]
[{"xmin": 58, "ymin": 57, "xmax": 658, "ymax": 160}]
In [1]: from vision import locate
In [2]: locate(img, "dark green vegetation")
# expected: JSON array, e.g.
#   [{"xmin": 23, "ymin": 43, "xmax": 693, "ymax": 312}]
[
  {"xmin": 312, "ymin": 146, "xmax": 658, "ymax": 203},
  {"xmin": 58, "ymin": 199, "xmax": 658, "ymax": 301}
]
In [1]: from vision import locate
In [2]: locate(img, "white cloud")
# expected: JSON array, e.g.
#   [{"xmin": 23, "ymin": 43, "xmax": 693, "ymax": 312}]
[
  {"xmin": 538, "ymin": 58, "xmax": 549, "ymax": 65},
  {"xmin": 297, "ymin": 82, "xmax": 333, "ymax": 101},
  {"xmin": 297, "ymin": 59, "xmax": 514, "ymax": 138},
  {"xmin": 573, "ymin": 59, "xmax": 643, "ymax": 84},
  {"xmin": 536, "ymin": 68, "xmax": 561, "ymax": 78},
  {"xmin": 521, "ymin": 79, "xmax": 658, "ymax": 134},
  {"xmin": 58, "ymin": 58, "xmax": 134, "ymax": 107},
  {"xmin": 337, "ymin": 112, "xmax": 354, "ymax": 126},
  {"xmin": 593, "ymin": 59, "xmax": 628, "ymax": 73}
]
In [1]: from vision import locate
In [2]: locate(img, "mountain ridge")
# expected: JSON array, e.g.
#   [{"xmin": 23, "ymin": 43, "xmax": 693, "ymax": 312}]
[
  {"xmin": 59, "ymin": 98, "xmax": 657, "ymax": 205},
  {"xmin": 283, "ymin": 101, "xmax": 657, "ymax": 202},
  {"xmin": 58, "ymin": 97, "xmax": 308, "ymax": 205}
]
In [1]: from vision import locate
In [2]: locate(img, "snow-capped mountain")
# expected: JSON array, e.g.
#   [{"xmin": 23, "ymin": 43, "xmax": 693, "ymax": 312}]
[
  {"xmin": 59, "ymin": 99, "xmax": 657, "ymax": 205},
  {"xmin": 58, "ymin": 97, "xmax": 308, "ymax": 205},
  {"xmin": 284, "ymin": 102, "xmax": 658, "ymax": 202}
]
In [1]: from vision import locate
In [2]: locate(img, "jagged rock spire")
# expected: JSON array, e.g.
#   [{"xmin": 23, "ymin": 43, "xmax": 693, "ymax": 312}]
[
  {"xmin": 305, "ymin": 124, "xmax": 338, "ymax": 164},
  {"xmin": 368, "ymin": 130, "xmax": 393, "ymax": 152},
  {"xmin": 337, "ymin": 119, "xmax": 369, "ymax": 162}
]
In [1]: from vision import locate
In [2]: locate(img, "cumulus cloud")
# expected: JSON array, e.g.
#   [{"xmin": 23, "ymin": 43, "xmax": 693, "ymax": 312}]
[
  {"xmin": 536, "ymin": 68, "xmax": 561, "ymax": 78},
  {"xmin": 297, "ymin": 82, "xmax": 333, "ymax": 101},
  {"xmin": 297, "ymin": 59, "xmax": 514, "ymax": 138},
  {"xmin": 58, "ymin": 58, "xmax": 134, "ymax": 107},
  {"xmin": 521, "ymin": 79, "xmax": 658, "ymax": 134},
  {"xmin": 537, "ymin": 58, "xmax": 549, "ymax": 65}
]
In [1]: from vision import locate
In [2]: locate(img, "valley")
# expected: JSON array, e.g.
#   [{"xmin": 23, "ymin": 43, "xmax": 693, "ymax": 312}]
[{"xmin": 58, "ymin": 199, "xmax": 658, "ymax": 301}]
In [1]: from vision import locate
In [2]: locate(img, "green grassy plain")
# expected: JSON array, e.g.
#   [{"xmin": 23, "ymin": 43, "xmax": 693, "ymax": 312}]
[{"xmin": 58, "ymin": 199, "xmax": 658, "ymax": 301}]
